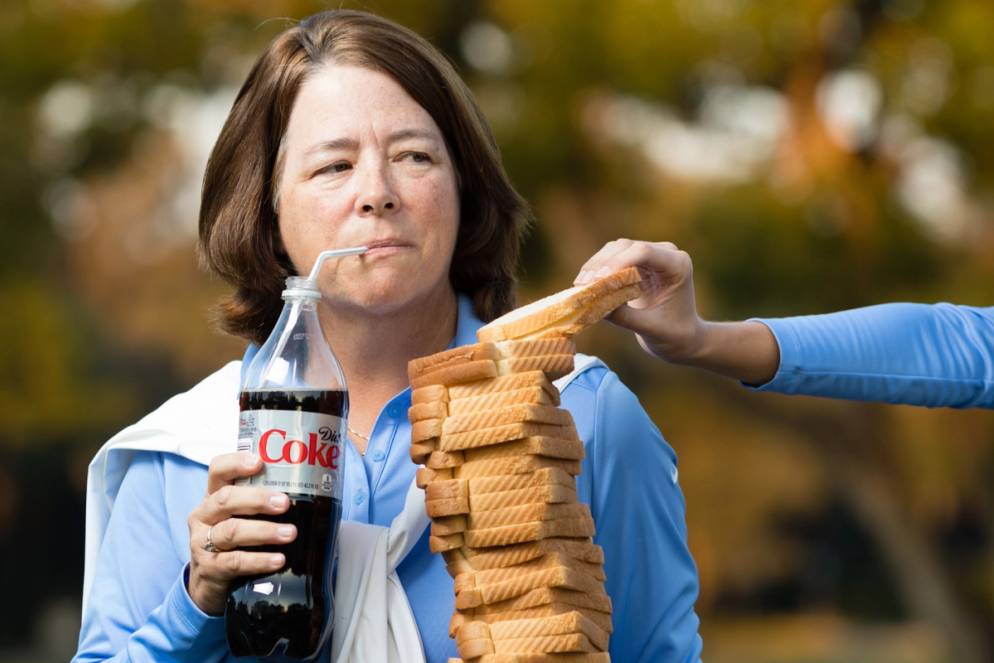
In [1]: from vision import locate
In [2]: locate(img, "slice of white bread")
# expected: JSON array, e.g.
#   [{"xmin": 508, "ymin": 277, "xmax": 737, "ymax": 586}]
[
  {"xmin": 451, "ymin": 552, "xmax": 605, "ymax": 584},
  {"xmin": 447, "ymin": 371, "xmax": 556, "ymax": 400},
  {"xmin": 476, "ymin": 267, "xmax": 642, "ymax": 343},
  {"xmin": 449, "ymin": 654, "xmax": 609, "ymax": 663},
  {"xmin": 439, "ymin": 422, "xmax": 575, "ymax": 452},
  {"xmin": 443, "ymin": 404, "xmax": 574, "ymax": 435},
  {"xmin": 460, "ymin": 538, "xmax": 603, "ymax": 569},
  {"xmin": 462, "ymin": 515, "xmax": 595, "ymax": 548},
  {"xmin": 443, "ymin": 539, "xmax": 601, "ymax": 576},
  {"xmin": 454, "ymin": 456, "xmax": 582, "ymax": 480},
  {"xmin": 468, "ymin": 467, "xmax": 576, "ymax": 495},
  {"xmin": 410, "ymin": 359, "xmax": 499, "ymax": 389},
  {"xmin": 454, "ymin": 563, "xmax": 606, "ymax": 609},
  {"xmin": 463, "ymin": 437, "xmax": 584, "ymax": 463},
  {"xmin": 496, "ymin": 354, "xmax": 574, "ymax": 380},
  {"xmin": 409, "ymin": 400, "xmax": 448, "ymax": 422},
  {"xmin": 472, "ymin": 587, "xmax": 612, "ymax": 615},
  {"xmin": 457, "ymin": 632, "xmax": 596, "ymax": 660},
  {"xmin": 448, "ymin": 385, "xmax": 558, "ymax": 416},
  {"xmin": 462, "ymin": 603, "xmax": 613, "ymax": 636},
  {"xmin": 469, "ymin": 483, "xmax": 577, "ymax": 513},
  {"xmin": 467, "ymin": 503, "xmax": 591, "ymax": 531},
  {"xmin": 457, "ymin": 611, "xmax": 610, "ymax": 652},
  {"xmin": 408, "ymin": 343, "xmax": 498, "ymax": 382}
]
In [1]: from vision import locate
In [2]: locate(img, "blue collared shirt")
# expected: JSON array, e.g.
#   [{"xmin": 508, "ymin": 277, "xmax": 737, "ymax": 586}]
[
  {"xmin": 75, "ymin": 295, "xmax": 703, "ymax": 663},
  {"xmin": 752, "ymin": 303, "xmax": 994, "ymax": 408}
]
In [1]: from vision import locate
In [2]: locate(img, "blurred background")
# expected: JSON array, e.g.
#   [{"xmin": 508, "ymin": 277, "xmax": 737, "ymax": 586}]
[{"xmin": 1, "ymin": 0, "xmax": 991, "ymax": 661}]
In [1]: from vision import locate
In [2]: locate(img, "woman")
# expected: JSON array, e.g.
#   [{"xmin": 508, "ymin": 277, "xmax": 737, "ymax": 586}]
[
  {"xmin": 74, "ymin": 10, "xmax": 702, "ymax": 663},
  {"xmin": 575, "ymin": 239, "xmax": 994, "ymax": 408}
]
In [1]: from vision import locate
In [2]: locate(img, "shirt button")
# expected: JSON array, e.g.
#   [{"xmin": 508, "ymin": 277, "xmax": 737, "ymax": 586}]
[
  {"xmin": 353, "ymin": 492, "xmax": 366, "ymax": 506},
  {"xmin": 371, "ymin": 450, "xmax": 385, "ymax": 462}
]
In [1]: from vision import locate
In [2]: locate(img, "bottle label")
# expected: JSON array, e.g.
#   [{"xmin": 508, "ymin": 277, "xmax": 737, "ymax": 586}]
[{"xmin": 237, "ymin": 410, "xmax": 344, "ymax": 498}]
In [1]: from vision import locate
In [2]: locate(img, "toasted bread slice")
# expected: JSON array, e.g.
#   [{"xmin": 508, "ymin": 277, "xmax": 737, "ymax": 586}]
[
  {"xmin": 409, "ymin": 440, "xmax": 436, "ymax": 465},
  {"xmin": 495, "ymin": 338, "xmax": 576, "ymax": 358},
  {"xmin": 467, "ymin": 603, "xmax": 613, "ymax": 636},
  {"xmin": 416, "ymin": 466, "xmax": 451, "ymax": 488},
  {"xmin": 455, "ymin": 456, "xmax": 582, "ymax": 480},
  {"xmin": 408, "ymin": 343, "xmax": 498, "ymax": 383},
  {"xmin": 429, "ymin": 532, "xmax": 464, "ymax": 552},
  {"xmin": 497, "ymin": 354, "xmax": 574, "ymax": 379},
  {"xmin": 424, "ymin": 478, "xmax": 469, "ymax": 502},
  {"xmin": 431, "ymin": 514, "xmax": 468, "ymax": 536},
  {"xmin": 463, "ymin": 437, "xmax": 584, "ymax": 463},
  {"xmin": 458, "ymin": 632, "xmax": 596, "ymax": 659},
  {"xmin": 448, "ymin": 371, "xmax": 557, "ymax": 401},
  {"xmin": 477, "ymin": 267, "xmax": 642, "ymax": 343},
  {"xmin": 447, "ymin": 385, "xmax": 558, "ymax": 416},
  {"xmin": 443, "ymin": 404, "xmax": 573, "ymax": 435},
  {"xmin": 454, "ymin": 552, "xmax": 605, "ymax": 586},
  {"xmin": 408, "ymin": 400, "xmax": 447, "ymax": 423},
  {"xmin": 455, "ymin": 563, "xmax": 605, "ymax": 609},
  {"xmin": 411, "ymin": 418, "xmax": 443, "ymax": 442},
  {"xmin": 473, "ymin": 587, "xmax": 613, "ymax": 616},
  {"xmin": 443, "ymin": 540, "xmax": 596, "ymax": 576},
  {"xmin": 457, "ymin": 611, "xmax": 609, "ymax": 652},
  {"xmin": 468, "ymin": 503, "xmax": 591, "ymax": 531},
  {"xmin": 425, "ymin": 449, "xmax": 465, "ymax": 469},
  {"xmin": 426, "ymin": 495, "xmax": 470, "ymax": 518},
  {"xmin": 461, "ymin": 538, "xmax": 604, "ymax": 569},
  {"xmin": 470, "ymin": 483, "xmax": 576, "ymax": 512},
  {"xmin": 412, "ymin": 383, "xmax": 448, "ymax": 405},
  {"xmin": 449, "ymin": 654, "xmax": 609, "ymax": 663},
  {"xmin": 463, "ymin": 514, "xmax": 595, "ymax": 548},
  {"xmin": 440, "ymin": 422, "xmax": 573, "ymax": 452},
  {"xmin": 411, "ymin": 359, "xmax": 498, "ymax": 389},
  {"xmin": 468, "ymin": 467, "xmax": 576, "ymax": 495}
]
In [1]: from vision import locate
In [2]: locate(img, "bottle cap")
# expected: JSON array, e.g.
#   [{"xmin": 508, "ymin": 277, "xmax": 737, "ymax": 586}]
[
  {"xmin": 281, "ymin": 276, "xmax": 321, "ymax": 300},
  {"xmin": 280, "ymin": 246, "xmax": 369, "ymax": 300}
]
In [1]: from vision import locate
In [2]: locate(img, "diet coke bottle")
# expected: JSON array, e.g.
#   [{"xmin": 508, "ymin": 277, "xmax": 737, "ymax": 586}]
[{"xmin": 226, "ymin": 275, "xmax": 347, "ymax": 660}]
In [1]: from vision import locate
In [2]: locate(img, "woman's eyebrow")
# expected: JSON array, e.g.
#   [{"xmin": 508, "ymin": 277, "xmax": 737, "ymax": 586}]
[
  {"xmin": 303, "ymin": 130, "xmax": 438, "ymax": 157},
  {"xmin": 387, "ymin": 128, "xmax": 440, "ymax": 145},
  {"xmin": 304, "ymin": 137, "xmax": 359, "ymax": 157}
]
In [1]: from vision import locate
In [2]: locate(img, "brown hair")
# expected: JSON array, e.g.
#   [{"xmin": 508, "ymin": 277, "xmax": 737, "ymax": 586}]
[{"xmin": 199, "ymin": 9, "xmax": 531, "ymax": 345}]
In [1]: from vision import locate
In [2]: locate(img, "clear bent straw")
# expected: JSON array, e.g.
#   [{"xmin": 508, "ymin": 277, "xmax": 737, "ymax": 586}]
[{"xmin": 307, "ymin": 246, "xmax": 369, "ymax": 281}]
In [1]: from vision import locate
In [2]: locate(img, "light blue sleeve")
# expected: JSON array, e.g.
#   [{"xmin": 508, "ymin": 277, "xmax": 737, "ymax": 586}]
[
  {"xmin": 73, "ymin": 452, "xmax": 229, "ymax": 663},
  {"xmin": 751, "ymin": 303, "xmax": 994, "ymax": 409},
  {"xmin": 570, "ymin": 368, "xmax": 703, "ymax": 663}
]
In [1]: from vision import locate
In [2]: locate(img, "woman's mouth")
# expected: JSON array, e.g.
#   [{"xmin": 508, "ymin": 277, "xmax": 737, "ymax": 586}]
[{"xmin": 361, "ymin": 240, "xmax": 411, "ymax": 257}]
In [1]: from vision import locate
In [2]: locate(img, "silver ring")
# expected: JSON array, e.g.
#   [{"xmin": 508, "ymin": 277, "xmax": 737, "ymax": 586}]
[{"xmin": 202, "ymin": 526, "xmax": 219, "ymax": 553}]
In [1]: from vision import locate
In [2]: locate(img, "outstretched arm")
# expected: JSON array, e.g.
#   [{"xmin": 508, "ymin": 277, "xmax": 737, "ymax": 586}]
[{"xmin": 576, "ymin": 239, "xmax": 994, "ymax": 409}]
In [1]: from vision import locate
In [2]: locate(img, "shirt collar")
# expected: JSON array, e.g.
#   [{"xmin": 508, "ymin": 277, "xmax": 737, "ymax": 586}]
[{"xmin": 241, "ymin": 293, "xmax": 484, "ymax": 384}]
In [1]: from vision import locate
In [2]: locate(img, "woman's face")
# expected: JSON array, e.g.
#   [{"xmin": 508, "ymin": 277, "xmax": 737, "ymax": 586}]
[{"xmin": 276, "ymin": 64, "xmax": 460, "ymax": 315}]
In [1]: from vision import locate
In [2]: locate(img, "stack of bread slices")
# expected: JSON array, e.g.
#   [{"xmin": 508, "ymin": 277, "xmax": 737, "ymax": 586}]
[{"xmin": 406, "ymin": 268, "xmax": 643, "ymax": 663}]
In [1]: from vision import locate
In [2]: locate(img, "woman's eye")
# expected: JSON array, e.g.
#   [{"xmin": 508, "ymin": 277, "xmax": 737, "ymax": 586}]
[
  {"xmin": 401, "ymin": 151, "xmax": 432, "ymax": 164},
  {"xmin": 317, "ymin": 161, "xmax": 351, "ymax": 175}
]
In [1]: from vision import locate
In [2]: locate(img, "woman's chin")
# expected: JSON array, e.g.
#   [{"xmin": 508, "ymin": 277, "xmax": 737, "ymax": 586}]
[{"xmin": 326, "ymin": 279, "xmax": 447, "ymax": 316}]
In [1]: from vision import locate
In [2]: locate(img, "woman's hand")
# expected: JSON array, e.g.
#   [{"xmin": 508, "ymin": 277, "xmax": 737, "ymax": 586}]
[
  {"xmin": 575, "ymin": 238, "xmax": 779, "ymax": 384},
  {"xmin": 575, "ymin": 239, "xmax": 704, "ymax": 363},
  {"xmin": 186, "ymin": 452, "xmax": 297, "ymax": 616}
]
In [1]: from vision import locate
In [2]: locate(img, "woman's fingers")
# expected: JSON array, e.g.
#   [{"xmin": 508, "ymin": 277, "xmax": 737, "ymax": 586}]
[
  {"xmin": 204, "ymin": 518, "xmax": 297, "ymax": 552},
  {"xmin": 574, "ymin": 240, "xmax": 690, "ymax": 286},
  {"xmin": 194, "ymin": 485, "xmax": 290, "ymax": 526},
  {"xmin": 206, "ymin": 452, "xmax": 263, "ymax": 495}
]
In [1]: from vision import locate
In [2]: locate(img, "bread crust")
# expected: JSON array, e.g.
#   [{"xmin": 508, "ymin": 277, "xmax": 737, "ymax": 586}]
[{"xmin": 476, "ymin": 267, "xmax": 642, "ymax": 343}]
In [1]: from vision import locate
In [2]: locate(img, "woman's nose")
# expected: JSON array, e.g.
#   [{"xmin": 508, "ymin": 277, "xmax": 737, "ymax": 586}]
[{"xmin": 356, "ymin": 165, "xmax": 398, "ymax": 216}]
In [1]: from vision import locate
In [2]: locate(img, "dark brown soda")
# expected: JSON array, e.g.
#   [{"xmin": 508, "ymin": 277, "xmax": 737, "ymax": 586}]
[{"xmin": 225, "ymin": 389, "xmax": 347, "ymax": 661}]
